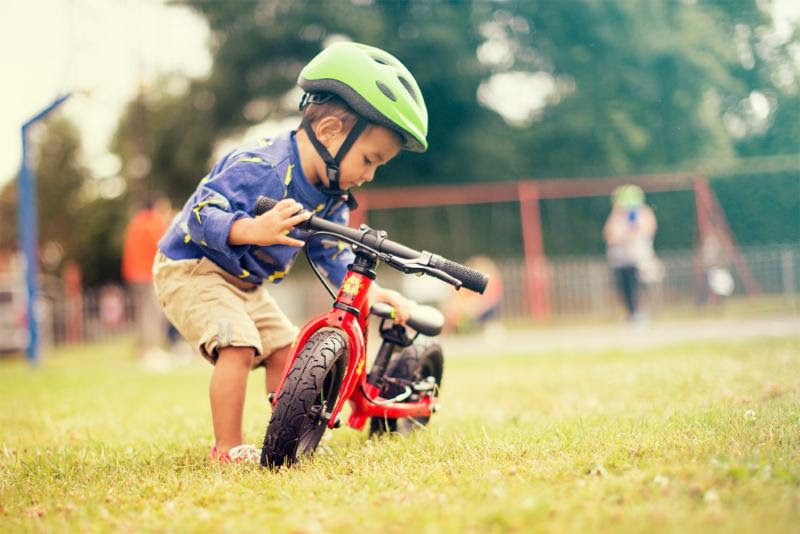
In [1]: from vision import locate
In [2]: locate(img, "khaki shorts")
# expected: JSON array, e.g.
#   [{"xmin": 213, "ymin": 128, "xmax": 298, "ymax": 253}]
[{"xmin": 152, "ymin": 252, "xmax": 299, "ymax": 367}]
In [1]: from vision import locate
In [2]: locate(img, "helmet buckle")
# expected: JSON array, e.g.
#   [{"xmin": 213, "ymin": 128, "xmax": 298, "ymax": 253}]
[{"xmin": 326, "ymin": 165, "xmax": 340, "ymax": 183}]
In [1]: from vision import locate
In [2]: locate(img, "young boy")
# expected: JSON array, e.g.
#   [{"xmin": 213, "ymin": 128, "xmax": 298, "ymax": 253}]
[{"xmin": 153, "ymin": 42, "xmax": 429, "ymax": 463}]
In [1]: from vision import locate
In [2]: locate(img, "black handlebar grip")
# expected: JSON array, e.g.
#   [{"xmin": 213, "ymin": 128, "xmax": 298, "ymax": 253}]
[
  {"xmin": 255, "ymin": 196, "xmax": 279, "ymax": 215},
  {"xmin": 439, "ymin": 258, "xmax": 489, "ymax": 294},
  {"xmin": 256, "ymin": 195, "xmax": 488, "ymax": 293},
  {"xmin": 255, "ymin": 195, "xmax": 344, "ymax": 235}
]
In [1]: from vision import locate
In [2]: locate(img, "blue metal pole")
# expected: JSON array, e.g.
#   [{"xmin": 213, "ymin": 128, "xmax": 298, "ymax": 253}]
[{"xmin": 18, "ymin": 93, "xmax": 70, "ymax": 366}]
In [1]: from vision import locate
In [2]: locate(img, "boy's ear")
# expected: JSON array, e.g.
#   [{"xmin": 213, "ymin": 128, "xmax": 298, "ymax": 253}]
[{"xmin": 314, "ymin": 116, "xmax": 345, "ymax": 147}]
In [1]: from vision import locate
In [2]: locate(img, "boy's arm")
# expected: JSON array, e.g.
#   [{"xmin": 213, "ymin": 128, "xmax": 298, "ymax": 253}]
[
  {"xmin": 228, "ymin": 199, "xmax": 309, "ymax": 247},
  {"xmin": 367, "ymin": 283, "xmax": 410, "ymax": 324},
  {"xmin": 186, "ymin": 162, "xmax": 307, "ymax": 258}
]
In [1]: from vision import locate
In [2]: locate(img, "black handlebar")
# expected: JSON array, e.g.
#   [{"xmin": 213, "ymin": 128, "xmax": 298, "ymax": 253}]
[
  {"xmin": 254, "ymin": 196, "xmax": 489, "ymax": 294},
  {"xmin": 430, "ymin": 256, "xmax": 491, "ymax": 295}
]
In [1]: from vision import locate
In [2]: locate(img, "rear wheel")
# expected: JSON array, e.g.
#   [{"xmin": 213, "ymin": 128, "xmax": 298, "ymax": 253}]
[
  {"xmin": 369, "ymin": 342, "xmax": 444, "ymax": 435},
  {"xmin": 261, "ymin": 330, "xmax": 348, "ymax": 468}
]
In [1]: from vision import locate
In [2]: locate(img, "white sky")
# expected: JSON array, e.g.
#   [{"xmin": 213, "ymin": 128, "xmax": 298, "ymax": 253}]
[
  {"xmin": 0, "ymin": 0, "xmax": 797, "ymax": 190},
  {"xmin": 0, "ymin": 0, "xmax": 211, "ymax": 187}
]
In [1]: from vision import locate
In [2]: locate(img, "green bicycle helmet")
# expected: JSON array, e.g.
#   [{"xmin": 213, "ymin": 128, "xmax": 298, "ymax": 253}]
[{"xmin": 299, "ymin": 41, "xmax": 428, "ymax": 153}]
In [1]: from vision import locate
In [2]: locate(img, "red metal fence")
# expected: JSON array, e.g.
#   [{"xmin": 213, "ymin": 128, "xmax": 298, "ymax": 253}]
[{"xmin": 353, "ymin": 173, "xmax": 755, "ymax": 319}]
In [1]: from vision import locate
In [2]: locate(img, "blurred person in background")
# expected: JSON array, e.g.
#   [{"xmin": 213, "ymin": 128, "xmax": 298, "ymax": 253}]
[
  {"xmin": 122, "ymin": 192, "xmax": 172, "ymax": 363},
  {"xmin": 443, "ymin": 255, "xmax": 503, "ymax": 336},
  {"xmin": 699, "ymin": 233, "xmax": 735, "ymax": 306},
  {"xmin": 603, "ymin": 185, "xmax": 659, "ymax": 324}
]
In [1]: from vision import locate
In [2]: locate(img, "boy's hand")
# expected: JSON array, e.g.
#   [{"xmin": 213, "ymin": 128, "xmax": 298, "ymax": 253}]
[
  {"xmin": 229, "ymin": 199, "xmax": 311, "ymax": 247},
  {"xmin": 368, "ymin": 284, "xmax": 410, "ymax": 325}
]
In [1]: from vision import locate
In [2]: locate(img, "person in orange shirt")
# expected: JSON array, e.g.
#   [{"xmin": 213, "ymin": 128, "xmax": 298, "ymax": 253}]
[{"xmin": 122, "ymin": 193, "xmax": 172, "ymax": 358}]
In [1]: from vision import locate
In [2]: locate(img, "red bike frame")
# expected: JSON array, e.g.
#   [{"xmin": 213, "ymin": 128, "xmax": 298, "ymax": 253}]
[{"xmin": 271, "ymin": 265, "xmax": 435, "ymax": 431}]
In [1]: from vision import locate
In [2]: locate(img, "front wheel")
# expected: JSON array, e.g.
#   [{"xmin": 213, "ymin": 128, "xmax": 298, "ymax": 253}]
[
  {"xmin": 261, "ymin": 329, "xmax": 348, "ymax": 468},
  {"xmin": 370, "ymin": 342, "xmax": 444, "ymax": 436}
]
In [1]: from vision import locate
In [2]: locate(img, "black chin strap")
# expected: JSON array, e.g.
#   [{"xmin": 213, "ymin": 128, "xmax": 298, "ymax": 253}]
[{"xmin": 302, "ymin": 116, "xmax": 367, "ymax": 211}]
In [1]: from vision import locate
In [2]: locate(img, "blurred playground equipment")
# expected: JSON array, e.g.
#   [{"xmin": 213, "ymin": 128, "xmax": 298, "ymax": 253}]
[
  {"xmin": 351, "ymin": 171, "xmax": 796, "ymax": 318},
  {"xmin": 2, "ymin": 167, "xmax": 796, "ymax": 351},
  {"xmin": 16, "ymin": 94, "xmax": 70, "ymax": 363}
]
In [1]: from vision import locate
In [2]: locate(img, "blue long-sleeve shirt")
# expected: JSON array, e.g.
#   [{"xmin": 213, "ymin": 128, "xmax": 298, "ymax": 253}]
[{"xmin": 158, "ymin": 131, "xmax": 354, "ymax": 287}]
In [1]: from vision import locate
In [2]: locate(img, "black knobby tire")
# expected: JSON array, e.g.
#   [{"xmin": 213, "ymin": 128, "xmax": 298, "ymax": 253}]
[
  {"xmin": 369, "ymin": 342, "xmax": 444, "ymax": 436},
  {"xmin": 261, "ymin": 329, "xmax": 348, "ymax": 468}
]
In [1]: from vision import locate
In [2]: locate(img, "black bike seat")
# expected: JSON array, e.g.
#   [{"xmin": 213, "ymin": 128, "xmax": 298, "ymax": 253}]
[{"xmin": 370, "ymin": 302, "xmax": 444, "ymax": 337}]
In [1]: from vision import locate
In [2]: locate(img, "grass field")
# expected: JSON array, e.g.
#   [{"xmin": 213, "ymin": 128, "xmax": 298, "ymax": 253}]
[{"xmin": 1, "ymin": 335, "xmax": 799, "ymax": 533}]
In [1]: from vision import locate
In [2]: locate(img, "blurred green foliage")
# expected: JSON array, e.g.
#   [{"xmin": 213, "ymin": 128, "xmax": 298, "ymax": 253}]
[
  {"xmin": 2, "ymin": 0, "xmax": 797, "ymax": 283},
  {"xmin": 0, "ymin": 120, "xmax": 129, "ymax": 283}
]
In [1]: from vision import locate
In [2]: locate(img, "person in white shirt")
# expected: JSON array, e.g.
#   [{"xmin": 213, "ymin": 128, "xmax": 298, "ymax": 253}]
[{"xmin": 603, "ymin": 185, "xmax": 658, "ymax": 322}]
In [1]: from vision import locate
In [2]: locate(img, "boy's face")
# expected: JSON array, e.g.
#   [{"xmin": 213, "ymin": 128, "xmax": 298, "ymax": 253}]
[{"xmin": 323, "ymin": 122, "xmax": 403, "ymax": 190}]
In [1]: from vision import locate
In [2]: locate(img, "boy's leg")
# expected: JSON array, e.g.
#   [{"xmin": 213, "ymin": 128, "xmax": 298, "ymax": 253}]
[
  {"xmin": 247, "ymin": 285, "xmax": 299, "ymax": 395},
  {"xmin": 265, "ymin": 343, "xmax": 293, "ymax": 394},
  {"xmin": 210, "ymin": 346, "xmax": 256, "ymax": 453}
]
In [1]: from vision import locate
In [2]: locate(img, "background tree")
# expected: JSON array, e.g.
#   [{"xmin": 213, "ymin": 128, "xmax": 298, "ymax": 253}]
[
  {"xmin": 0, "ymin": 118, "xmax": 128, "ymax": 286},
  {"xmin": 110, "ymin": 0, "xmax": 798, "ymax": 260}
]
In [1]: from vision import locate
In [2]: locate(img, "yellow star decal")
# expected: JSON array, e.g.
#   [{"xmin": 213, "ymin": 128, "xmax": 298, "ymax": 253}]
[{"xmin": 341, "ymin": 276, "xmax": 362, "ymax": 296}]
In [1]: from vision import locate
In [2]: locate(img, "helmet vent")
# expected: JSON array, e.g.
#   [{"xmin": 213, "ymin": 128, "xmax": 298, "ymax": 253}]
[
  {"xmin": 397, "ymin": 76, "xmax": 420, "ymax": 105},
  {"xmin": 371, "ymin": 56, "xmax": 390, "ymax": 65},
  {"xmin": 375, "ymin": 81, "xmax": 397, "ymax": 102}
]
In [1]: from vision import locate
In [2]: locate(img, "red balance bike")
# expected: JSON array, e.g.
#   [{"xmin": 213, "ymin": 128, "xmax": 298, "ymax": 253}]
[{"xmin": 254, "ymin": 196, "xmax": 488, "ymax": 468}]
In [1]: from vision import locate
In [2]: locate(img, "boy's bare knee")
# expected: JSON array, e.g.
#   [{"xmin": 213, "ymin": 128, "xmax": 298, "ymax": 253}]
[
  {"xmin": 270, "ymin": 344, "xmax": 292, "ymax": 358},
  {"xmin": 265, "ymin": 344, "xmax": 292, "ymax": 369},
  {"xmin": 216, "ymin": 346, "xmax": 256, "ymax": 367},
  {"xmin": 265, "ymin": 344, "xmax": 293, "ymax": 393}
]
